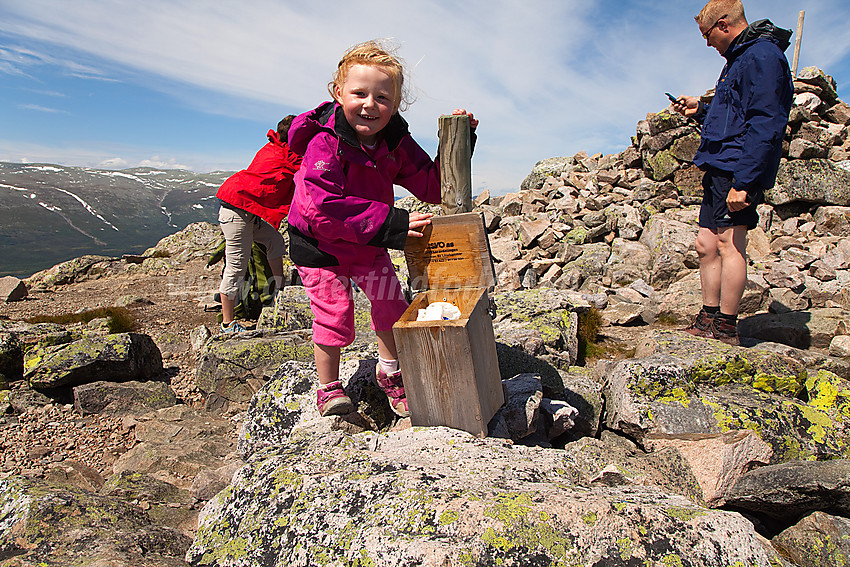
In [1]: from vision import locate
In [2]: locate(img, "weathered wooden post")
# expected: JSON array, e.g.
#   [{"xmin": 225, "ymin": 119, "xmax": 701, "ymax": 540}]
[
  {"xmin": 438, "ymin": 114, "xmax": 472, "ymax": 215},
  {"xmin": 792, "ymin": 10, "xmax": 805, "ymax": 78},
  {"xmin": 392, "ymin": 113, "xmax": 503, "ymax": 438}
]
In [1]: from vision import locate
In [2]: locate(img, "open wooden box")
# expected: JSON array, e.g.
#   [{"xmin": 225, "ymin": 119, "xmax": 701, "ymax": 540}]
[{"xmin": 392, "ymin": 212, "xmax": 505, "ymax": 437}]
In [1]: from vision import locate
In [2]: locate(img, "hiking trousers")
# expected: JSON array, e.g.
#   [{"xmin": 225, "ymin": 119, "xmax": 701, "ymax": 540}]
[{"xmin": 218, "ymin": 206, "xmax": 285, "ymax": 299}]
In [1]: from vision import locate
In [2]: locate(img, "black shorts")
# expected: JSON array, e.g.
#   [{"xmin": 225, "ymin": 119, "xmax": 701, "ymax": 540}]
[{"xmin": 698, "ymin": 169, "xmax": 760, "ymax": 230}]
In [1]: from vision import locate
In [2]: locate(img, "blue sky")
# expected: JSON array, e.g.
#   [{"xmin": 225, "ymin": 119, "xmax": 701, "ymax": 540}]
[{"xmin": 1, "ymin": 0, "xmax": 849, "ymax": 195}]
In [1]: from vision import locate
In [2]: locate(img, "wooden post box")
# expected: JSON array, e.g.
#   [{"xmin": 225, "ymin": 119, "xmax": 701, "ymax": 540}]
[{"xmin": 392, "ymin": 212, "xmax": 505, "ymax": 437}]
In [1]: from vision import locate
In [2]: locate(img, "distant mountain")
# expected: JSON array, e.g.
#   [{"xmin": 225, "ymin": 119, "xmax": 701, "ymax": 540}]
[{"xmin": 0, "ymin": 162, "xmax": 234, "ymax": 278}]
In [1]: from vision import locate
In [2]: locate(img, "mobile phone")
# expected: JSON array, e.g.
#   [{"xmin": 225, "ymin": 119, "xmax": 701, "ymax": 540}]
[{"xmin": 665, "ymin": 92, "xmax": 679, "ymax": 104}]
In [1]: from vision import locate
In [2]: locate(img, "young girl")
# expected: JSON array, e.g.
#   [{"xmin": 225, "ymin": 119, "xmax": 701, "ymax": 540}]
[{"xmin": 286, "ymin": 40, "xmax": 477, "ymax": 417}]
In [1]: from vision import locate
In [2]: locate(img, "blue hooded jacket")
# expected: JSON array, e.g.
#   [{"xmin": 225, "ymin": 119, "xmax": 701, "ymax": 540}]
[{"xmin": 693, "ymin": 19, "xmax": 794, "ymax": 197}]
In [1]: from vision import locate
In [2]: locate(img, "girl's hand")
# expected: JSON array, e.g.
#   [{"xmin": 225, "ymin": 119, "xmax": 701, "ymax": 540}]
[
  {"xmin": 453, "ymin": 108, "xmax": 479, "ymax": 130},
  {"xmin": 408, "ymin": 212, "xmax": 433, "ymax": 238}
]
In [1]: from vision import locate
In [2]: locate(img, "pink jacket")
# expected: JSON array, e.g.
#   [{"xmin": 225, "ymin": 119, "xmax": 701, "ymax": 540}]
[
  {"xmin": 286, "ymin": 102, "xmax": 442, "ymax": 267},
  {"xmin": 216, "ymin": 129, "xmax": 302, "ymax": 229}
]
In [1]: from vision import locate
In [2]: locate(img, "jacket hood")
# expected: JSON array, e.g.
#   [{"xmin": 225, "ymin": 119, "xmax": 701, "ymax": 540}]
[
  {"xmin": 727, "ymin": 19, "xmax": 792, "ymax": 58},
  {"xmin": 287, "ymin": 101, "xmax": 411, "ymax": 156}
]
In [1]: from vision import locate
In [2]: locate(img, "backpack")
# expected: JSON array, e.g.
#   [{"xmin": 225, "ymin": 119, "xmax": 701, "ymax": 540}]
[{"xmin": 208, "ymin": 239, "xmax": 276, "ymax": 321}]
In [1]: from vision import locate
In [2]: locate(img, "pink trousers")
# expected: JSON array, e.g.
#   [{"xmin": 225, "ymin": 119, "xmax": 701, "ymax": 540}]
[{"xmin": 297, "ymin": 249, "xmax": 409, "ymax": 347}]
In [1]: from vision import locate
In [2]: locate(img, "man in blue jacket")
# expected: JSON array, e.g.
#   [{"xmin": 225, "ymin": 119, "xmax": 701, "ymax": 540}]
[{"xmin": 671, "ymin": 0, "xmax": 793, "ymax": 346}]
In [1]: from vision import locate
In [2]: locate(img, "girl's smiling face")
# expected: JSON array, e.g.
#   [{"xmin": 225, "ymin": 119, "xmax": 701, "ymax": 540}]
[{"xmin": 334, "ymin": 64, "xmax": 396, "ymax": 146}]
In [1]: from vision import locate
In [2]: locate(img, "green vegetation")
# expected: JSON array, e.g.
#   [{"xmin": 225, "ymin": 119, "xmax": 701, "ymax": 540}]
[{"xmin": 25, "ymin": 307, "xmax": 136, "ymax": 333}]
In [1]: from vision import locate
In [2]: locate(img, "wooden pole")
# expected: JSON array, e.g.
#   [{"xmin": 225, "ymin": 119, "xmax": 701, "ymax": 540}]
[
  {"xmin": 792, "ymin": 10, "xmax": 805, "ymax": 78},
  {"xmin": 438, "ymin": 114, "xmax": 472, "ymax": 215}
]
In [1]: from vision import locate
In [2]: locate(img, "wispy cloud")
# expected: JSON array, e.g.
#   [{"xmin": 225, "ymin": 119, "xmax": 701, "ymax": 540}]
[
  {"xmin": 1, "ymin": 0, "xmax": 848, "ymax": 192},
  {"xmin": 18, "ymin": 103, "xmax": 65, "ymax": 113}
]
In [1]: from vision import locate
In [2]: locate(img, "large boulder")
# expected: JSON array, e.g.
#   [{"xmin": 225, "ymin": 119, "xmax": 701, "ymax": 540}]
[
  {"xmin": 604, "ymin": 331, "xmax": 850, "ymax": 465},
  {"xmin": 0, "ymin": 476, "xmax": 192, "ymax": 566},
  {"xmin": 520, "ymin": 157, "xmax": 574, "ymax": 192},
  {"xmin": 724, "ymin": 460, "xmax": 850, "ymax": 523},
  {"xmin": 23, "ymin": 332, "xmax": 163, "ymax": 389},
  {"xmin": 73, "ymin": 379, "xmax": 178, "ymax": 415},
  {"xmin": 112, "ymin": 406, "xmax": 236, "ymax": 490},
  {"xmin": 772, "ymin": 511, "xmax": 850, "ymax": 567},
  {"xmin": 188, "ymin": 427, "xmax": 787, "ymax": 567},
  {"xmin": 737, "ymin": 308, "xmax": 850, "ymax": 349},
  {"xmin": 195, "ymin": 329, "xmax": 314, "ymax": 411},
  {"xmin": 768, "ymin": 159, "xmax": 850, "ymax": 206}
]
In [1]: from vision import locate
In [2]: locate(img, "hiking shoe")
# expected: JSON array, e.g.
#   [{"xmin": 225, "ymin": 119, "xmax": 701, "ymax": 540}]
[
  {"xmin": 682, "ymin": 309, "xmax": 715, "ymax": 339},
  {"xmin": 220, "ymin": 321, "xmax": 247, "ymax": 334},
  {"xmin": 376, "ymin": 368, "xmax": 409, "ymax": 418},
  {"xmin": 317, "ymin": 381, "xmax": 354, "ymax": 417},
  {"xmin": 712, "ymin": 318, "xmax": 741, "ymax": 346}
]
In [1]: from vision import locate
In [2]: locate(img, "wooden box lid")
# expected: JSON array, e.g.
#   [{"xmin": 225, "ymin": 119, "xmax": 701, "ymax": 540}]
[{"xmin": 404, "ymin": 212, "xmax": 496, "ymax": 291}]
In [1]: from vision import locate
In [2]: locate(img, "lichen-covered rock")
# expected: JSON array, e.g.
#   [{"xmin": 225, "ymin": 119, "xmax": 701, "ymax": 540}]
[
  {"xmin": 772, "ymin": 511, "xmax": 850, "ymax": 567},
  {"xmin": 492, "ymin": 288, "xmax": 581, "ymax": 368},
  {"xmin": 24, "ymin": 254, "xmax": 115, "ymax": 288},
  {"xmin": 604, "ymin": 331, "xmax": 850, "ymax": 462},
  {"xmin": 256, "ymin": 286, "xmax": 315, "ymax": 332},
  {"xmin": 73, "ymin": 379, "xmax": 178, "ymax": 415},
  {"xmin": 0, "ymin": 476, "xmax": 192, "ymax": 566},
  {"xmin": 520, "ymin": 156, "xmax": 574, "ymax": 192},
  {"xmin": 237, "ymin": 360, "xmax": 401, "ymax": 461},
  {"xmin": 188, "ymin": 428, "xmax": 786, "ymax": 567},
  {"xmin": 769, "ymin": 159, "xmax": 850, "ymax": 206},
  {"xmin": 23, "ymin": 332, "xmax": 163, "ymax": 389},
  {"xmin": 195, "ymin": 329, "xmax": 313, "ymax": 410}
]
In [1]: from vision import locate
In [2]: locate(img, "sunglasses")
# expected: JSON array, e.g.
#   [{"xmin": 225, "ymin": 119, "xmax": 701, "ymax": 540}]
[{"xmin": 702, "ymin": 14, "xmax": 728, "ymax": 40}]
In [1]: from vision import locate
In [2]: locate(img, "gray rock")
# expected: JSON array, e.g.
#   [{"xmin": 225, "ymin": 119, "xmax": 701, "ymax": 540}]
[
  {"xmin": 763, "ymin": 260, "xmax": 806, "ymax": 290},
  {"xmin": 195, "ymin": 329, "xmax": 314, "ymax": 411},
  {"xmin": 738, "ymin": 308, "xmax": 850, "ymax": 349},
  {"xmin": 256, "ymin": 286, "xmax": 315, "ymax": 332},
  {"xmin": 725, "ymin": 460, "xmax": 850, "ymax": 522},
  {"xmin": 24, "ymin": 332, "xmax": 163, "ymax": 389},
  {"xmin": 605, "ymin": 238, "xmax": 654, "ymax": 286},
  {"xmin": 73, "ymin": 379, "xmax": 178, "ymax": 415},
  {"xmin": 488, "ymin": 236, "xmax": 522, "ymax": 263},
  {"xmin": 188, "ymin": 427, "xmax": 787, "ymax": 567},
  {"xmin": 639, "ymin": 213, "xmax": 697, "ymax": 287},
  {"xmin": 602, "ymin": 297, "xmax": 644, "ymax": 325},
  {"xmin": 0, "ymin": 476, "xmax": 192, "ymax": 566},
  {"xmin": 772, "ymin": 511, "xmax": 850, "ymax": 567},
  {"xmin": 0, "ymin": 276, "xmax": 28, "ymax": 302},
  {"xmin": 769, "ymin": 159, "xmax": 850, "ymax": 206},
  {"xmin": 112, "ymin": 405, "xmax": 236, "ymax": 490},
  {"xmin": 831, "ymin": 335, "xmax": 850, "ymax": 358},
  {"xmin": 520, "ymin": 156, "xmax": 574, "ymax": 191},
  {"xmin": 814, "ymin": 205, "xmax": 850, "ymax": 236},
  {"xmin": 0, "ymin": 332, "xmax": 23, "ymax": 383},
  {"xmin": 489, "ymin": 373, "xmax": 543, "ymax": 442}
]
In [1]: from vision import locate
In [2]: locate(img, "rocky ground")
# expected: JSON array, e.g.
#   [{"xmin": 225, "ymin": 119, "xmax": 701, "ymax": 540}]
[
  {"xmin": 0, "ymin": 252, "xmax": 652, "ymax": 482},
  {"xmin": 0, "ymin": 256, "xmax": 222, "ymax": 479}
]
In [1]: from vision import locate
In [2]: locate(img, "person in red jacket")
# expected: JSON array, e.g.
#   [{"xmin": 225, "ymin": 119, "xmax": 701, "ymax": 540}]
[{"xmin": 215, "ymin": 116, "xmax": 303, "ymax": 333}]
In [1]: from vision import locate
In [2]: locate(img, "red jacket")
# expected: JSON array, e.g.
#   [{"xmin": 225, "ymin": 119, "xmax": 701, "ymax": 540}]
[{"xmin": 216, "ymin": 129, "xmax": 303, "ymax": 229}]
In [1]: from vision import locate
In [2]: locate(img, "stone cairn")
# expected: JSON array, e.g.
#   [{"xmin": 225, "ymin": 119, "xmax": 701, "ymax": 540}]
[{"xmin": 446, "ymin": 66, "xmax": 850, "ymax": 357}]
